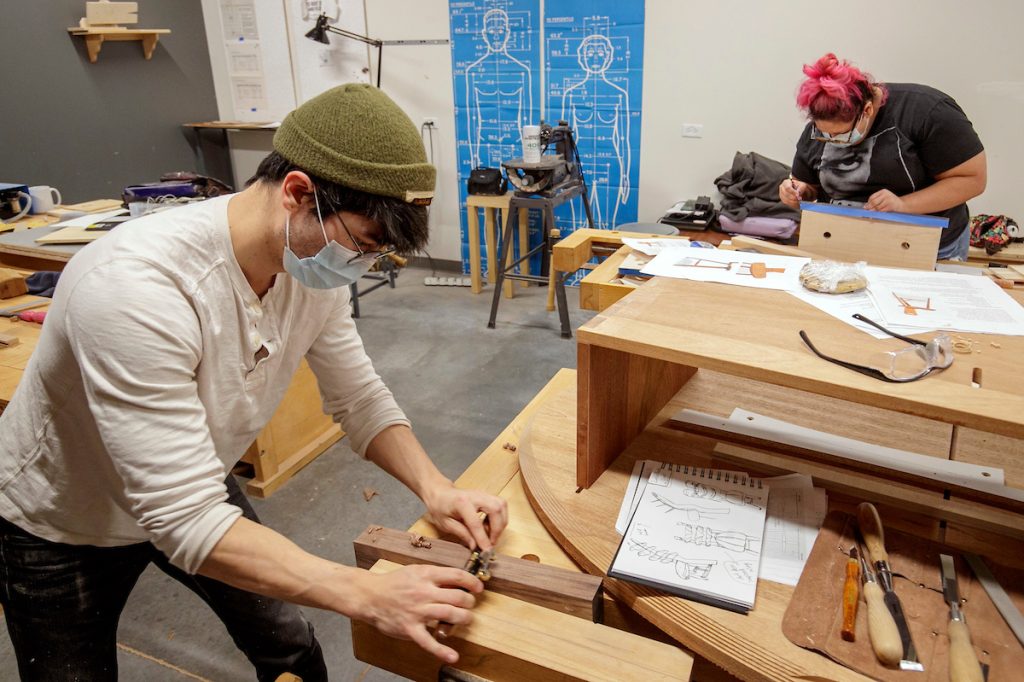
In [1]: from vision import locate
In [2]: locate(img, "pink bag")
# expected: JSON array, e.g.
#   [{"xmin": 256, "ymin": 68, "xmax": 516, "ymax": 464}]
[{"xmin": 718, "ymin": 215, "xmax": 797, "ymax": 239}]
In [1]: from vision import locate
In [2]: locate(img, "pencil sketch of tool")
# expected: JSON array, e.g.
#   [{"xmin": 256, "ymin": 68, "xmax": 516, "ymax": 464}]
[
  {"xmin": 893, "ymin": 292, "xmax": 934, "ymax": 316},
  {"xmin": 674, "ymin": 523, "xmax": 761, "ymax": 554},
  {"xmin": 673, "ymin": 256, "xmax": 733, "ymax": 270},
  {"xmin": 724, "ymin": 560, "xmax": 756, "ymax": 584},
  {"xmin": 735, "ymin": 262, "xmax": 786, "ymax": 279},
  {"xmin": 626, "ymin": 538, "xmax": 716, "ymax": 581},
  {"xmin": 651, "ymin": 492, "xmax": 729, "ymax": 521},
  {"xmin": 681, "ymin": 481, "xmax": 764, "ymax": 510}
]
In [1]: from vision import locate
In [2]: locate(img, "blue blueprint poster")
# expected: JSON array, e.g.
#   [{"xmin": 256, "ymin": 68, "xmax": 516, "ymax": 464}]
[
  {"xmin": 546, "ymin": 1, "xmax": 644, "ymax": 238},
  {"xmin": 449, "ymin": 0, "xmax": 643, "ymax": 277},
  {"xmin": 450, "ymin": 1, "xmax": 542, "ymax": 274}
]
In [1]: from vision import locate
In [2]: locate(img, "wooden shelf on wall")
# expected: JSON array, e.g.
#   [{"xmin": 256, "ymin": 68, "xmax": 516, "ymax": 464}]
[{"xmin": 67, "ymin": 27, "xmax": 171, "ymax": 63}]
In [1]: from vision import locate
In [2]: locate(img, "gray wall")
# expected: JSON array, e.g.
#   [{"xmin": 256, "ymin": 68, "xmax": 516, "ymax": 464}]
[{"xmin": 0, "ymin": 0, "xmax": 231, "ymax": 203}]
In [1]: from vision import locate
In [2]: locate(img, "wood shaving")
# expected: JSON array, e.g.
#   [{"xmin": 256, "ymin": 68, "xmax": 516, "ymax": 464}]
[
  {"xmin": 991, "ymin": 342, "xmax": 1002, "ymax": 349},
  {"xmin": 502, "ymin": 442, "xmax": 517, "ymax": 452},
  {"xmin": 362, "ymin": 487, "xmax": 378, "ymax": 502},
  {"xmin": 409, "ymin": 534, "xmax": 432, "ymax": 549}
]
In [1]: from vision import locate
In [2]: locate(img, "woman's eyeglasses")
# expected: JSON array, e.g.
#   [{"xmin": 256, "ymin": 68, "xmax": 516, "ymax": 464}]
[{"xmin": 799, "ymin": 314, "xmax": 953, "ymax": 383}]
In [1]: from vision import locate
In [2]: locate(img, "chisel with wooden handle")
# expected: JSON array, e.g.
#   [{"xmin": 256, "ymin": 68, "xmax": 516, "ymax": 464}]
[
  {"xmin": 940, "ymin": 554, "xmax": 984, "ymax": 682},
  {"xmin": 857, "ymin": 502, "xmax": 924, "ymax": 671},
  {"xmin": 860, "ymin": 553, "xmax": 904, "ymax": 667},
  {"xmin": 841, "ymin": 546, "xmax": 860, "ymax": 642}
]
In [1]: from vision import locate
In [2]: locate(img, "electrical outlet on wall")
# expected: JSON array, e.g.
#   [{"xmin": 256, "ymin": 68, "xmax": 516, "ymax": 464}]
[{"xmin": 682, "ymin": 123, "xmax": 704, "ymax": 138}]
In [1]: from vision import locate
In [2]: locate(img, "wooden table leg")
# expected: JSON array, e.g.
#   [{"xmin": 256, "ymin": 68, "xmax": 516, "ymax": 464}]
[
  {"xmin": 484, "ymin": 207, "xmax": 497, "ymax": 287},
  {"xmin": 576, "ymin": 343, "xmax": 697, "ymax": 488},
  {"xmin": 467, "ymin": 205, "xmax": 482, "ymax": 294}
]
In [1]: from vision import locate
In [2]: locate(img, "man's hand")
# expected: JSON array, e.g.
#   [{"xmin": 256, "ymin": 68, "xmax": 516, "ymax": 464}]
[
  {"xmin": 423, "ymin": 483, "xmax": 508, "ymax": 551},
  {"xmin": 355, "ymin": 564, "xmax": 483, "ymax": 664},
  {"xmin": 865, "ymin": 189, "xmax": 906, "ymax": 213}
]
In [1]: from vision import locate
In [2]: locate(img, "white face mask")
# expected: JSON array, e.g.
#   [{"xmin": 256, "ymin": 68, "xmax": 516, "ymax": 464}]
[{"xmin": 282, "ymin": 191, "xmax": 374, "ymax": 289}]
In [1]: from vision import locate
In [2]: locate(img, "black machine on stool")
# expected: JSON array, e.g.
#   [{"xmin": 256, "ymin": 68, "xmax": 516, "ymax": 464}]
[{"xmin": 486, "ymin": 121, "xmax": 595, "ymax": 338}]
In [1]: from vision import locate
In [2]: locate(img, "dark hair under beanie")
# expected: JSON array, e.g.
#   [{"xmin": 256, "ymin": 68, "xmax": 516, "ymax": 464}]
[{"xmin": 272, "ymin": 83, "xmax": 436, "ymax": 205}]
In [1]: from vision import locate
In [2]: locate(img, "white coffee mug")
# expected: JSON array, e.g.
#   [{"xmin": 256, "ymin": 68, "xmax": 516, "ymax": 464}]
[{"xmin": 29, "ymin": 186, "xmax": 62, "ymax": 214}]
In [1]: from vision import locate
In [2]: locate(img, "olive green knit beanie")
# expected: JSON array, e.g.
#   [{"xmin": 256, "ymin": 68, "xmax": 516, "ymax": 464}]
[{"xmin": 273, "ymin": 84, "xmax": 435, "ymax": 204}]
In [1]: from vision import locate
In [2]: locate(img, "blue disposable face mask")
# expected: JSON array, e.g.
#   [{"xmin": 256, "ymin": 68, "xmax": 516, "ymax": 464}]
[{"xmin": 282, "ymin": 192, "xmax": 374, "ymax": 289}]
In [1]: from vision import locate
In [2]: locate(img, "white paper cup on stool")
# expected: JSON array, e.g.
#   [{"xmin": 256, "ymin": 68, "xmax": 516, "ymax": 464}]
[
  {"xmin": 29, "ymin": 186, "xmax": 62, "ymax": 214},
  {"xmin": 522, "ymin": 125, "xmax": 541, "ymax": 164}
]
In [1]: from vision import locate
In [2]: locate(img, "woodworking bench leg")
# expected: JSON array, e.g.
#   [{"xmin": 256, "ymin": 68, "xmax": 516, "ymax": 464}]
[
  {"xmin": 518, "ymin": 209, "xmax": 530, "ymax": 288},
  {"xmin": 468, "ymin": 206, "xmax": 483, "ymax": 294},
  {"xmin": 576, "ymin": 343, "xmax": 697, "ymax": 488}
]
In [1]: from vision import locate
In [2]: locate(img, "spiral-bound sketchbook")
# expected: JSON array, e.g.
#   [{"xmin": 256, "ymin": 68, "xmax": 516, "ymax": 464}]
[{"xmin": 607, "ymin": 463, "xmax": 770, "ymax": 613}]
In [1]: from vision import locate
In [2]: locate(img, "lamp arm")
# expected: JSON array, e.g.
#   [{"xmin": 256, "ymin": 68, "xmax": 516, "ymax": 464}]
[{"xmin": 324, "ymin": 26, "xmax": 382, "ymax": 48}]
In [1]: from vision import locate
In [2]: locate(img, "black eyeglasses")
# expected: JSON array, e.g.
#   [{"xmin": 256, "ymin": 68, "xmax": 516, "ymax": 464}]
[
  {"xmin": 799, "ymin": 314, "xmax": 953, "ymax": 383},
  {"xmin": 336, "ymin": 213, "xmax": 396, "ymax": 265}
]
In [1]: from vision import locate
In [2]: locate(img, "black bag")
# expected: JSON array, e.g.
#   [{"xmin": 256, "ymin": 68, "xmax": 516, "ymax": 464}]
[{"xmin": 467, "ymin": 167, "xmax": 506, "ymax": 196}]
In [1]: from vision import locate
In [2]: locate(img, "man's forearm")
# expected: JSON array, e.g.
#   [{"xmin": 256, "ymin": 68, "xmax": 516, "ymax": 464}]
[
  {"xmin": 199, "ymin": 516, "xmax": 371, "ymax": 615},
  {"xmin": 365, "ymin": 424, "xmax": 451, "ymax": 502}
]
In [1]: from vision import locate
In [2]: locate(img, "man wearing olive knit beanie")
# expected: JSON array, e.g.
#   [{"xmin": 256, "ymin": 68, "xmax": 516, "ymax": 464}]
[{"xmin": 0, "ymin": 84, "xmax": 508, "ymax": 680}]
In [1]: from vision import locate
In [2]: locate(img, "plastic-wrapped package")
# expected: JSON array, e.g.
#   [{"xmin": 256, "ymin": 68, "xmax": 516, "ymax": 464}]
[{"xmin": 798, "ymin": 260, "xmax": 867, "ymax": 294}]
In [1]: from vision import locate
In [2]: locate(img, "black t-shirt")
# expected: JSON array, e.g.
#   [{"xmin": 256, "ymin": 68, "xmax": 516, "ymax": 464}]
[{"xmin": 792, "ymin": 83, "xmax": 984, "ymax": 249}]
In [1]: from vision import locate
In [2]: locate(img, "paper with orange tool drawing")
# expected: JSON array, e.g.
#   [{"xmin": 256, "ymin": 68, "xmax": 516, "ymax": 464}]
[
  {"xmin": 865, "ymin": 266, "xmax": 1024, "ymax": 335},
  {"xmin": 641, "ymin": 247, "xmax": 809, "ymax": 291}
]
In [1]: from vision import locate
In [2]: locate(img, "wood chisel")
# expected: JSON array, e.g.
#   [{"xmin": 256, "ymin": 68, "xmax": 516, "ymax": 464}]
[
  {"xmin": 939, "ymin": 554, "xmax": 984, "ymax": 682},
  {"xmin": 857, "ymin": 502, "xmax": 924, "ymax": 671},
  {"xmin": 841, "ymin": 546, "xmax": 860, "ymax": 641},
  {"xmin": 860, "ymin": 552, "xmax": 904, "ymax": 667},
  {"xmin": 964, "ymin": 553, "xmax": 1024, "ymax": 648}
]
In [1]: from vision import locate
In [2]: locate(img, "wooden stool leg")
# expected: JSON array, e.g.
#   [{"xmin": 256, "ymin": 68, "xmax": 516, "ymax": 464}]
[
  {"xmin": 518, "ymin": 209, "xmax": 530, "ymax": 288},
  {"xmin": 484, "ymin": 208, "xmax": 498, "ymax": 286},
  {"xmin": 546, "ymin": 228, "xmax": 559, "ymax": 312},
  {"xmin": 467, "ymin": 205, "xmax": 483, "ymax": 294}
]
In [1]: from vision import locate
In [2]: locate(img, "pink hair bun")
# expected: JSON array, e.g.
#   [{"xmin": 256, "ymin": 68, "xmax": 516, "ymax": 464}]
[{"xmin": 796, "ymin": 53, "xmax": 885, "ymax": 122}]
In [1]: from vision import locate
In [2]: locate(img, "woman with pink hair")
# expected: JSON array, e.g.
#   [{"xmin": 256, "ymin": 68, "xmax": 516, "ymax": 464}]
[{"xmin": 780, "ymin": 53, "xmax": 986, "ymax": 260}]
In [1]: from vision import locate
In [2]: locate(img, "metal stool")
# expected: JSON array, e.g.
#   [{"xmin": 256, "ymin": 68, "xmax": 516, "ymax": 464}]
[{"xmin": 486, "ymin": 183, "xmax": 592, "ymax": 338}]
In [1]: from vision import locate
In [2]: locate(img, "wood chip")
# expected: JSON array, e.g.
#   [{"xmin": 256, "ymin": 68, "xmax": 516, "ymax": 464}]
[
  {"xmin": 502, "ymin": 442, "xmax": 517, "ymax": 452},
  {"xmin": 409, "ymin": 534, "xmax": 432, "ymax": 549},
  {"xmin": 991, "ymin": 342, "xmax": 1001, "ymax": 349},
  {"xmin": 362, "ymin": 487, "xmax": 378, "ymax": 502}
]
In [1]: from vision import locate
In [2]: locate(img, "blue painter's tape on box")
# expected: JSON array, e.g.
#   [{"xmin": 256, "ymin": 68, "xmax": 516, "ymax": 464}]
[{"xmin": 800, "ymin": 201, "xmax": 948, "ymax": 229}]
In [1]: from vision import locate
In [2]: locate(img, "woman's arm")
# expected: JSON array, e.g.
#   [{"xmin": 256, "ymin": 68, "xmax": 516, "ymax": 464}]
[{"xmin": 866, "ymin": 151, "xmax": 986, "ymax": 213}]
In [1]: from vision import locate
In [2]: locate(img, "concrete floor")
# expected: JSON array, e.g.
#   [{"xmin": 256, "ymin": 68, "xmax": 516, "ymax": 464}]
[{"xmin": 0, "ymin": 266, "xmax": 595, "ymax": 681}]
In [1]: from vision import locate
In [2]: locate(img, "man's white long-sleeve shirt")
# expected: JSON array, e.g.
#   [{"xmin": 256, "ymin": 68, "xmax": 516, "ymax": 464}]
[{"xmin": 0, "ymin": 196, "xmax": 408, "ymax": 573}]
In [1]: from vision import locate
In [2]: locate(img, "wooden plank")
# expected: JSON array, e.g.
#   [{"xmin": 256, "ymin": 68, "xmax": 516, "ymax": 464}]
[
  {"xmin": 352, "ymin": 559, "xmax": 694, "ymax": 682},
  {"xmin": 353, "ymin": 526, "xmax": 603, "ymax": 622},
  {"xmin": 34, "ymin": 226, "xmax": 105, "ymax": 245},
  {"xmin": 577, "ymin": 343, "xmax": 696, "ymax": 488},
  {"xmin": 723, "ymin": 235, "xmax": 820, "ymax": 258},
  {"xmin": 798, "ymin": 209, "xmax": 941, "ymax": 269},
  {"xmin": 577, "ymin": 277, "xmax": 1024, "ymax": 443},
  {"xmin": 85, "ymin": 1, "xmax": 138, "ymax": 26}
]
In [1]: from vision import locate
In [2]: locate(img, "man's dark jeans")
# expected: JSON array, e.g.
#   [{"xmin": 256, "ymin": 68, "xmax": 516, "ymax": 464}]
[{"xmin": 0, "ymin": 476, "xmax": 328, "ymax": 681}]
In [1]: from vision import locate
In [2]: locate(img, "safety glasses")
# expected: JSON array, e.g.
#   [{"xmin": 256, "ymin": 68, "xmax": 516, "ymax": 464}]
[
  {"xmin": 810, "ymin": 109, "xmax": 864, "ymax": 145},
  {"xmin": 800, "ymin": 314, "xmax": 953, "ymax": 383}
]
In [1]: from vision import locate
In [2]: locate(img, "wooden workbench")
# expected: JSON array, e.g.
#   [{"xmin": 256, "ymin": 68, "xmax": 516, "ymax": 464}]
[{"xmin": 357, "ymin": 274, "xmax": 1024, "ymax": 681}]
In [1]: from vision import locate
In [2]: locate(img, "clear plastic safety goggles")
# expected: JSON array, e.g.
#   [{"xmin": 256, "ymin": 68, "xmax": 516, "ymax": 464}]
[{"xmin": 800, "ymin": 314, "xmax": 954, "ymax": 383}]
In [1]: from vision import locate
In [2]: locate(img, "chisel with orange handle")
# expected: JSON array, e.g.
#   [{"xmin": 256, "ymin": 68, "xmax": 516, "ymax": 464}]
[{"xmin": 841, "ymin": 546, "xmax": 860, "ymax": 642}]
